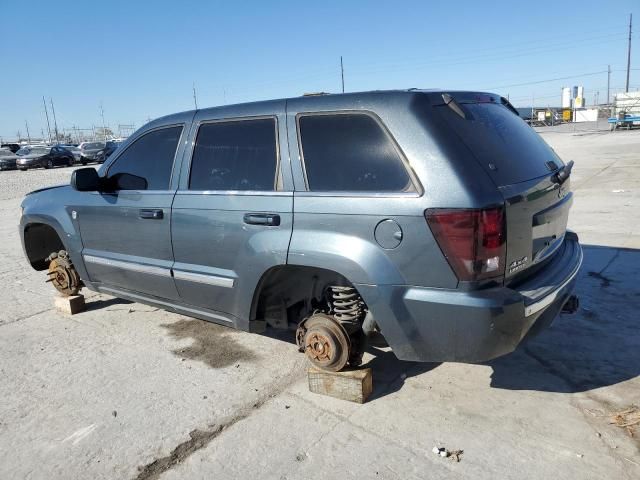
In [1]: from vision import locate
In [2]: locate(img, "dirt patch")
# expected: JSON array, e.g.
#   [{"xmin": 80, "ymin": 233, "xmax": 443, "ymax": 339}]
[{"xmin": 161, "ymin": 319, "xmax": 257, "ymax": 368}]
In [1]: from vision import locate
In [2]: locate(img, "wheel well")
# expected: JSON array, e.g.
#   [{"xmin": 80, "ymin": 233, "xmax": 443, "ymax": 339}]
[
  {"xmin": 23, "ymin": 223, "xmax": 65, "ymax": 270},
  {"xmin": 250, "ymin": 265, "xmax": 355, "ymax": 329}
]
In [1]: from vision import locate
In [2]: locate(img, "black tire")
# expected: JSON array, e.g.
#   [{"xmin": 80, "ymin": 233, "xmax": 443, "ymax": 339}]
[
  {"xmin": 81, "ymin": 160, "xmax": 87, "ymax": 166},
  {"xmin": 68, "ymin": 158, "xmax": 74, "ymax": 167},
  {"xmin": 45, "ymin": 159, "xmax": 53, "ymax": 169}
]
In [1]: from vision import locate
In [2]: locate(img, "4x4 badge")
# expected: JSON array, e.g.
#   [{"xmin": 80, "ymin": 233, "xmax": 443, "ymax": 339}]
[{"xmin": 508, "ymin": 256, "xmax": 528, "ymax": 273}]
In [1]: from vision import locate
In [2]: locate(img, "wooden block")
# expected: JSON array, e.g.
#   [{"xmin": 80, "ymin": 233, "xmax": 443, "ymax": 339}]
[
  {"xmin": 54, "ymin": 294, "xmax": 86, "ymax": 315},
  {"xmin": 307, "ymin": 367, "xmax": 373, "ymax": 404}
]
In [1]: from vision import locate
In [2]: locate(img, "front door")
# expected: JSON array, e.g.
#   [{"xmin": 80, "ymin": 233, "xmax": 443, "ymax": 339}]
[
  {"xmin": 171, "ymin": 102, "xmax": 294, "ymax": 326},
  {"xmin": 75, "ymin": 123, "xmax": 188, "ymax": 300}
]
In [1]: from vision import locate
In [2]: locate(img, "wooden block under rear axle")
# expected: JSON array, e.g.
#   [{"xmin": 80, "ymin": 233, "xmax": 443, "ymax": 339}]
[
  {"xmin": 307, "ymin": 367, "xmax": 373, "ymax": 404},
  {"xmin": 54, "ymin": 294, "xmax": 86, "ymax": 315}
]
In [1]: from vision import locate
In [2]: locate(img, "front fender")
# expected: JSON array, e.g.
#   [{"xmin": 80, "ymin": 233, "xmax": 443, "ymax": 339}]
[{"xmin": 20, "ymin": 189, "xmax": 89, "ymax": 281}]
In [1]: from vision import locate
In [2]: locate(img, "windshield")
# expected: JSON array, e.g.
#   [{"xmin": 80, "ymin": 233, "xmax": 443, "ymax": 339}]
[{"xmin": 82, "ymin": 142, "xmax": 104, "ymax": 150}]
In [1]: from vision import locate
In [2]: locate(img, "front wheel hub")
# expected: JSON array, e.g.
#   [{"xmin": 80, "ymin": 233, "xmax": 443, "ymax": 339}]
[{"xmin": 47, "ymin": 251, "xmax": 81, "ymax": 297}]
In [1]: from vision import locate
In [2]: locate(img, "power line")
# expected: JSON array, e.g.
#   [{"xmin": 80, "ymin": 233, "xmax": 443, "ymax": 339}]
[{"xmin": 484, "ymin": 70, "xmax": 607, "ymax": 90}]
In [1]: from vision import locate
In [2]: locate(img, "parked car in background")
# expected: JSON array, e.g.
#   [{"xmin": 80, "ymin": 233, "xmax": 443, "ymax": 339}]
[
  {"xmin": 96, "ymin": 140, "xmax": 122, "ymax": 163},
  {"xmin": 0, "ymin": 148, "xmax": 18, "ymax": 170},
  {"xmin": 18, "ymin": 90, "xmax": 582, "ymax": 372},
  {"xmin": 1, "ymin": 143, "xmax": 20, "ymax": 153},
  {"xmin": 59, "ymin": 145, "xmax": 82, "ymax": 163},
  {"xmin": 78, "ymin": 142, "xmax": 106, "ymax": 165},
  {"xmin": 16, "ymin": 145, "xmax": 74, "ymax": 170}
]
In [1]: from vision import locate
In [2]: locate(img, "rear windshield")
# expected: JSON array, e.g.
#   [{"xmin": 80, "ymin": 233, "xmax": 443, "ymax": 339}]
[{"xmin": 433, "ymin": 93, "xmax": 562, "ymax": 186}]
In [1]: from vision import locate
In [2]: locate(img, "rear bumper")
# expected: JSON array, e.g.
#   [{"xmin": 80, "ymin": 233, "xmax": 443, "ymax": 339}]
[{"xmin": 357, "ymin": 231, "xmax": 583, "ymax": 363}]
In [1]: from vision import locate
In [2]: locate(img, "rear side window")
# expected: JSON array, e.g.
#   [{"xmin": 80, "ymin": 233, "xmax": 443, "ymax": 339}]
[
  {"xmin": 298, "ymin": 113, "xmax": 413, "ymax": 192},
  {"xmin": 189, "ymin": 118, "xmax": 278, "ymax": 191},
  {"xmin": 108, "ymin": 126, "xmax": 182, "ymax": 190}
]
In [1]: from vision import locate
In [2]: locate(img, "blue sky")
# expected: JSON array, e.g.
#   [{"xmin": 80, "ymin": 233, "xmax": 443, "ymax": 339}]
[{"xmin": 1, "ymin": 0, "xmax": 637, "ymax": 140}]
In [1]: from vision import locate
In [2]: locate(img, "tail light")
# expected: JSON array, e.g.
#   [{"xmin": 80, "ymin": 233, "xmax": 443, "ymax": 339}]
[{"xmin": 425, "ymin": 207, "xmax": 506, "ymax": 282}]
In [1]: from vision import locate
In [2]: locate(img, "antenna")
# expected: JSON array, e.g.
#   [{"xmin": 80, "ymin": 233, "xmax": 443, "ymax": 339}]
[
  {"xmin": 340, "ymin": 56, "xmax": 345, "ymax": 93},
  {"xmin": 193, "ymin": 82, "xmax": 198, "ymax": 109}
]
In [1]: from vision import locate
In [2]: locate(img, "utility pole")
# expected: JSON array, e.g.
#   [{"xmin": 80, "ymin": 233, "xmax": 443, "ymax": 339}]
[
  {"xmin": 626, "ymin": 13, "xmax": 633, "ymax": 92},
  {"xmin": 42, "ymin": 96, "xmax": 52, "ymax": 143},
  {"xmin": 531, "ymin": 94, "xmax": 535, "ymax": 123},
  {"xmin": 24, "ymin": 121, "xmax": 31, "ymax": 144},
  {"xmin": 49, "ymin": 98, "xmax": 59, "ymax": 142},
  {"xmin": 607, "ymin": 64, "xmax": 611, "ymax": 105},
  {"xmin": 340, "ymin": 56, "xmax": 345, "ymax": 93},
  {"xmin": 192, "ymin": 82, "xmax": 198, "ymax": 109},
  {"xmin": 100, "ymin": 103, "xmax": 107, "ymax": 141}
]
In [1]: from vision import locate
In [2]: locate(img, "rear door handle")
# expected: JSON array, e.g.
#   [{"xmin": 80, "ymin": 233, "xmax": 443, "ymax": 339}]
[
  {"xmin": 139, "ymin": 209, "xmax": 164, "ymax": 220},
  {"xmin": 243, "ymin": 213, "xmax": 280, "ymax": 226}
]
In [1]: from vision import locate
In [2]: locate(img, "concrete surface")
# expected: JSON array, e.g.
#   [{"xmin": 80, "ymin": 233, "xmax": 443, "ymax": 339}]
[{"xmin": 0, "ymin": 128, "xmax": 638, "ymax": 479}]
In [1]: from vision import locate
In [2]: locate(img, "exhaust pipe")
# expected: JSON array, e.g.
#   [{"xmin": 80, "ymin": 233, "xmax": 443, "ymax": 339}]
[{"xmin": 562, "ymin": 295, "xmax": 579, "ymax": 314}]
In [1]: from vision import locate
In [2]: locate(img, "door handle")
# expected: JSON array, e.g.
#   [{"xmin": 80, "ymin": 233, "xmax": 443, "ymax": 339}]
[
  {"xmin": 243, "ymin": 213, "xmax": 280, "ymax": 226},
  {"xmin": 139, "ymin": 209, "xmax": 164, "ymax": 220}
]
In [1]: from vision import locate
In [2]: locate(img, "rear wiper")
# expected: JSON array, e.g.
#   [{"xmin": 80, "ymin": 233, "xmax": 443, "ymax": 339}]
[{"xmin": 552, "ymin": 160, "xmax": 574, "ymax": 185}]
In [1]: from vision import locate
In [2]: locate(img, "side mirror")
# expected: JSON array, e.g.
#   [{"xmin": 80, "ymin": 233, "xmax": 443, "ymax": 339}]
[
  {"xmin": 71, "ymin": 167, "xmax": 101, "ymax": 191},
  {"xmin": 110, "ymin": 172, "xmax": 148, "ymax": 191}
]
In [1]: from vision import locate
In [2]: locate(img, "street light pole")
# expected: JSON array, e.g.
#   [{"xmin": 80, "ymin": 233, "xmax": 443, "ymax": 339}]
[
  {"xmin": 42, "ymin": 96, "xmax": 52, "ymax": 143},
  {"xmin": 50, "ymin": 98, "xmax": 59, "ymax": 142}
]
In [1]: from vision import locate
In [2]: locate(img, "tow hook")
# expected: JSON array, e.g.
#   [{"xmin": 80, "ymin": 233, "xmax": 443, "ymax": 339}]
[{"xmin": 562, "ymin": 295, "xmax": 580, "ymax": 314}]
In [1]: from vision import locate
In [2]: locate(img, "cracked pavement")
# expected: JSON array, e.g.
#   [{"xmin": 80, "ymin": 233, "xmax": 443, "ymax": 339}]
[{"xmin": 0, "ymin": 124, "xmax": 639, "ymax": 479}]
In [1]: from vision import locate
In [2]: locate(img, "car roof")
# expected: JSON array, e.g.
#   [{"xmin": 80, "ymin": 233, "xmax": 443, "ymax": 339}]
[{"xmin": 146, "ymin": 89, "xmax": 446, "ymax": 126}]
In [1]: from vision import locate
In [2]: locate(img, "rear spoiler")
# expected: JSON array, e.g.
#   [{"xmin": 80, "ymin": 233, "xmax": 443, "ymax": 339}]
[{"xmin": 439, "ymin": 92, "xmax": 521, "ymax": 118}]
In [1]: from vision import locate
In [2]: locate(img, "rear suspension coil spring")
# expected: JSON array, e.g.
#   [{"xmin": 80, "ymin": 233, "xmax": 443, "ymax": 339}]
[{"xmin": 329, "ymin": 286, "xmax": 365, "ymax": 323}]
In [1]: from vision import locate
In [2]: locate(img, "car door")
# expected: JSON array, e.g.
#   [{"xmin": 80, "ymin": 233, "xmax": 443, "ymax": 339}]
[
  {"xmin": 74, "ymin": 120, "xmax": 190, "ymax": 300},
  {"xmin": 171, "ymin": 101, "xmax": 293, "ymax": 326},
  {"xmin": 52, "ymin": 147, "xmax": 63, "ymax": 166}
]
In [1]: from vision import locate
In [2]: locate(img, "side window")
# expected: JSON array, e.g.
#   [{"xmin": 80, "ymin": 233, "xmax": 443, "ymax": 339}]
[
  {"xmin": 298, "ymin": 113, "xmax": 413, "ymax": 192},
  {"xmin": 189, "ymin": 118, "xmax": 277, "ymax": 191},
  {"xmin": 108, "ymin": 126, "xmax": 182, "ymax": 190}
]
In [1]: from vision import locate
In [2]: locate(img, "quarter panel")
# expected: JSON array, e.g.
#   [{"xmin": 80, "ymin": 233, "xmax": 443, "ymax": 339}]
[{"xmin": 288, "ymin": 201, "xmax": 457, "ymax": 287}]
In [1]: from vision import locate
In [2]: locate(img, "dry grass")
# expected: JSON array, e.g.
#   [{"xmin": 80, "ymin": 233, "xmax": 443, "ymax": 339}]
[{"xmin": 610, "ymin": 405, "xmax": 640, "ymax": 437}]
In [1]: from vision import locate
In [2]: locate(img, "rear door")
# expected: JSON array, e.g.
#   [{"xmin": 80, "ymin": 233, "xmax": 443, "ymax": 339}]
[
  {"xmin": 75, "ymin": 123, "xmax": 187, "ymax": 300},
  {"xmin": 171, "ymin": 101, "xmax": 293, "ymax": 325},
  {"xmin": 430, "ymin": 92, "xmax": 572, "ymax": 280}
]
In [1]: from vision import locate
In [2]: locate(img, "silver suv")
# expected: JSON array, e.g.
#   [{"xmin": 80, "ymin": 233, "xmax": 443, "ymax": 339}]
[{"xmin": 19, "ymin": 90, "xmax": 582, "ymax": 371}]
